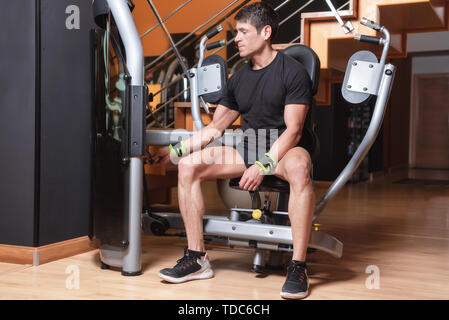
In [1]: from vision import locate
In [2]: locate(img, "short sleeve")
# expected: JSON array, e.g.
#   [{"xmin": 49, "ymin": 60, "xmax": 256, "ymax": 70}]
[
  {"xmin": 284, "ymin": 65, "xmax": 312, "ymax": 106},
  {"xmin": 219, "ymin": 75, "xmax": 239, "ymax": 111}
]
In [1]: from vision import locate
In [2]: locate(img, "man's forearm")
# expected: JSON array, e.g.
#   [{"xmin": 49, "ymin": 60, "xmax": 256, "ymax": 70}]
[
  {"xmin": 181, "ymin": 123, "xmax": 223, "ymax": 155},
  {"xmin": 267, "ymin": 128, "xmax": 301, "ymax": 163}
]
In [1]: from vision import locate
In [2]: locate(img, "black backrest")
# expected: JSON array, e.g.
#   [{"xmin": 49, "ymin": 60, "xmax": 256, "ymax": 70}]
[
  {"xmin": 283, "ymin": 44, "xmax": 320, "ymax": 95},
  {"xmin": 282, "ymin": 44, "xmax": 321, "ymax": 162}
]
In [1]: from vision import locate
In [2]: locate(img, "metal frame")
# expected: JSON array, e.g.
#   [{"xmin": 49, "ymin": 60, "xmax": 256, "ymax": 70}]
[
  {"xmin": 98, "ymin": 0, "xmax": 395, "ymax": 275},
  {"xmin": 99, "ymin": 0, "xmax": 143, "ymax": 276},
  {"xmin": 152, "ymin": 211, "xmax": 343, "ymax": 258},
  {"xmin": 314, "ymin": 19, "xmax": 395, "ymax": 221}
]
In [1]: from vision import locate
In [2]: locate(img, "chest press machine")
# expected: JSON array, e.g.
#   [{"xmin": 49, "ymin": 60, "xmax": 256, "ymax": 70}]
[{"xmin": 93, "ymin": 0, "xmax": 395, "ymax": 276}]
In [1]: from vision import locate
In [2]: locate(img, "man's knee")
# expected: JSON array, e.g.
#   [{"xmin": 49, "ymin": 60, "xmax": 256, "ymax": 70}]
[
  {"xmin": 283, "ymin": 158, "xmax": 311, "ymax": 191},
  {"xmin": 178, "ymin": 157, "xmax": 198, "ymax": 183}
]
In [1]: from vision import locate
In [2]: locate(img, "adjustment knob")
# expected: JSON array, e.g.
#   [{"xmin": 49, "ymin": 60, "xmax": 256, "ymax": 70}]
[{"xmin": 252, "ymin": 209, "xmax": 262, "ymax": 220}]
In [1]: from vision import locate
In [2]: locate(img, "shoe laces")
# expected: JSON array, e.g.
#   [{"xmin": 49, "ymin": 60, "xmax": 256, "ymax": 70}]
[
  {"xmin": 287, "ymin": 263, "xmax": 307, "ymax": 282},
  {"xmin": 175, "ymin": 248, "xmax": 199, "ymax": 270}
]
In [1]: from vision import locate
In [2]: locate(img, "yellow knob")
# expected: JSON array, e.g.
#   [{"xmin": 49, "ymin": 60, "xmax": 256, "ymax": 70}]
[
  {"xmin": 252, "ymin": 209, "xmax": 262, "ymax": 220},
  {"xmin": 313, "ymin": 223, "xmax": 321, "ymax": 231}
]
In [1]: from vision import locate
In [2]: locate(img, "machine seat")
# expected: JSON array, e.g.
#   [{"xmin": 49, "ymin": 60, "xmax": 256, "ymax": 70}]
[{"xmin": 229, "ymin": 175, "xmax": 290, "ymax": 193}]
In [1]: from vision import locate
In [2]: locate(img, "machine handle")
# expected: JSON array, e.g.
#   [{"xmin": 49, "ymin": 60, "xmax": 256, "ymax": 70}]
[
  {"xmin": 206, "ymin": 40, "xmax": 226, "ymax": 50},
  {"xmin": 206, "ymin": 25, "xmax": 223, "ymax": 39},
  {"xmin": 360, "ymin": 17, "xmax": 382, "ymax": 31},
  {"xmin": 355, "ymin": 34, "xmax": 382, "ymax": 45}
]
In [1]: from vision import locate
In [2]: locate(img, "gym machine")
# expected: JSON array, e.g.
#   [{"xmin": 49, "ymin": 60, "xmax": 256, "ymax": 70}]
[{"xmin": 92, "ymin": 0, "xmax": 395, "ymax": 276}]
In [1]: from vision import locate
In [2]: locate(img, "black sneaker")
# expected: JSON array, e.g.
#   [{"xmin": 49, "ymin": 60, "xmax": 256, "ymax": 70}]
[
  {"xmin": 280, "ymin": 260, "xmax": 309, "ymax": 299},
  {"xmin": 158, "ymin": 248, "xmax": 214, "ymax": 283}
]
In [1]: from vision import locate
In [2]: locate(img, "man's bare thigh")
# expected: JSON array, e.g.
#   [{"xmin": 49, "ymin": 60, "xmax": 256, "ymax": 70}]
[
  {"xmin": 180, "ymin": 146, "xmax": 247, "ymax": 180},
  {"xmin": 274, "ymin": 146, "xmax": 312, "ymax": 182}
]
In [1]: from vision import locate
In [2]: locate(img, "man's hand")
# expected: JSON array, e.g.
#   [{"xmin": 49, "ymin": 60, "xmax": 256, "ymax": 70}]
[
  {"xmin": 239, "ymin": 164, "xmax": 265, "ymax": 191},
  {"xmin": 150, "ymin": 146, "xmax": 171, "ymax": 166}
]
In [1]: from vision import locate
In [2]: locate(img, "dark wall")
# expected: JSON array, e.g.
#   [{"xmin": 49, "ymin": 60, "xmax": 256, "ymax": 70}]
[
  {"xmin": 383, "ymin": 57, "xmax": 411, "ymax": 169},
  {"xmin": 0, "ymin": 1, "xmax": 37, "ymax": 246},
  {"xmin": 313, "ymin": 83, "xmax": 383, "ymax": 182},
  {"xmin": 38, "ymin": 0, "xmax": 96, "ymax": 245},
  {"xmin": 0, "ymin": 0, "xmax": 95, "ymax": 246},
  {"xmin": 313, "ymin": 84, "xmax": 347, "ymax": 181}
]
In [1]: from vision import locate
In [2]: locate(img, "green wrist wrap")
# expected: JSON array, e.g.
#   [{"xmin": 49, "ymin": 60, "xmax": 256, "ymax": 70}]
[
  {"xmin": 255, "ymin": 152, "xmax": 277, "ymax": 175},
  {"xmin": 169, "ymin": 141, "xmax": 187, "ymax": 159}
]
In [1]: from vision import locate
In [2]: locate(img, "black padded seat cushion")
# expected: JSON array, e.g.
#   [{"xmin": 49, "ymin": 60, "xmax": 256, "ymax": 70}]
[{"xmin": 229, "ymin": 175, "xmax": 290, "ymax": 193}]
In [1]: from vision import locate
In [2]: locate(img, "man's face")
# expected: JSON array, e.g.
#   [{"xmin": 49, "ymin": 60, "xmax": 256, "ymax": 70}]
[{"xmin": 234, "ymin": 21, "xmax": 271, "ymax": 58}]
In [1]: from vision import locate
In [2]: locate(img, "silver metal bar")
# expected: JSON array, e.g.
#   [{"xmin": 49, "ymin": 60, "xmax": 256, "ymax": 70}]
[
  {"xmin": 146, "ymin": 129, "xmax": 193, "ymax": 145},
  {"xmin": 145, "ymin": 128, "xmax": 242, "ymax": 146},
  {"xmin": 289, "ymin": 33, "xmax": 302, "ymax": 43},
  {"xmin": 232, "ymin": 207, "xmax": 289, "ymax": 216},
  {"xmin": 325, "ymin": 0, "xmax": 344, "ymax": 25},
  {"xmin": 226, "ymin": 51, "xmax": 240, "ymax": 64},
  {"xmin": 275, "ymin": 0, "xmax": 293, "ymax": 11},
  {"xmin": 198, "ymin": 37, "xmax": 209, "ymax": 69},
  {"xmin": 151, "ymin": 74, "xmax": 183, "ymax": 98},
  {"xmin": 151, "ymin": 212, "xmax": 342, "ymax": 258},
  {"xmin": 379, "ymin": 27, "xmax": 391, "ymax": 66},
  {"xmin": 229, "ymin": 239, "xmax": 286, "ymax": 251},
  {"xmin": 314, "ymin": 64, "xmax": 395, "ymax": 221},
  {"xmin": 198, "ymin": 25, "xmax": 224, "ymax": 69},
  {"xmin": 140, "ymin": 0, "xmax": 193, "ymax": 39},
  {"xmin": 279, "ymin": 0, "xmax": 315, "ymax": 26},
  {"xmin": 108, "ymin": 1, "xmax": 143, "ymax": 86},
  {"xmin": 337, "ymin": 1, "xmax": 350, "ymax": 11},
  {"xmin": 189, "ymin": 68, "xmax": 204, "ymax": 130},
  {"xmin": 105, "ymin": 0, "xmax": 143, "ymax": 275},
  {"xmin": 145, "ymin": 0, "xmax": 242, "ymax": 72},
  {"xmin": 324, "ymin": 0, "xmax": 354, "ymax": 33},
  {"xmin": 146, "ymin": 87, "xmax": 188, "ymax": 118},
  {"xmin": 206, "ymin": 219, "xmax": 342, "ymax": 258},
  {"xmin": 210, "ymin": 37, "xmax": 234, "ymax": 56},
  {"xmin": 146, "ymin": 0, "xmax": 189, "ymax": 77}
]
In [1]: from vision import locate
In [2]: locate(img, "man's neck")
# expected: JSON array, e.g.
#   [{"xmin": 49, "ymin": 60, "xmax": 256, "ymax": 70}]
[{"xmin": 250, "ymin": 45, "xmax": 277, "ymax": 70}]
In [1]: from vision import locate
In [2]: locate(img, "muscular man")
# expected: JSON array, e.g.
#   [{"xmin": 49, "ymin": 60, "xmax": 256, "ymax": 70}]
[{"xmin": 153, "ymin": 2, "xmax": 314, "ymax": 299}]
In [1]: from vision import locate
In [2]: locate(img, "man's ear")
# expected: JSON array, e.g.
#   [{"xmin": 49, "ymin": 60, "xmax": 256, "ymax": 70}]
[{"xmin": 262, "ymin": 25, "xmax": 272, "ymax": 41}]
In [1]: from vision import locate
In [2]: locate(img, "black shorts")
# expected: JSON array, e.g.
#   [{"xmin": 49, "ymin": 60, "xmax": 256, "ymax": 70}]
[{"xmin": 231, "ymin": 135, "xmax": 312, "ymax": 168}]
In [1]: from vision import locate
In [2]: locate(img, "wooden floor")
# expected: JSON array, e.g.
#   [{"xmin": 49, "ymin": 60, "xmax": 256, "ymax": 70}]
[{"xmin": 1, "ymin": 169, "xmax": 448, "ymax": 300}]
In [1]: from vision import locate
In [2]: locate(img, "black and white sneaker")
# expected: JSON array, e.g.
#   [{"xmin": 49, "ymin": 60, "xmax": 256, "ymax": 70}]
[
  {"xmin": 158, "ymin": 248, "xmax": 214, "ymax": 283},
  {"xmin": 280, "ymin": 260, "xmax": 309, "ymax": 299}
]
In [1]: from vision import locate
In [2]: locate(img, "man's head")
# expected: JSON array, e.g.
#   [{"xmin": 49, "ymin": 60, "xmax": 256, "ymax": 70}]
[{"xmin": 234, "ymin": 2, "xmax": 279, "ymax": 58}]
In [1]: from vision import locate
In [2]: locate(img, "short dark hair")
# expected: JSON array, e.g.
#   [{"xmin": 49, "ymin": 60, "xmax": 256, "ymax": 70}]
[{"xmin": 234, "ymin": 2, "xmax": 279, "ymax": 41}]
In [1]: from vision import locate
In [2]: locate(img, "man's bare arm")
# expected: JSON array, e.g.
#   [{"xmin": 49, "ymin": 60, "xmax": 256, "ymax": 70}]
[
  {"xmin": 182, "ymin": 104, "xmax": 240, "ymax": 153},
  {"xmin": 267, "ymin": 104, "xmax": 309, "ymax": 162}
]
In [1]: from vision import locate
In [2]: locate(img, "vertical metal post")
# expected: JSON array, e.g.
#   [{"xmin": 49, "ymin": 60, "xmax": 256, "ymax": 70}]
[{"xmin": 106, "ymin": 0, "xmax": 143, "ymax": 275}]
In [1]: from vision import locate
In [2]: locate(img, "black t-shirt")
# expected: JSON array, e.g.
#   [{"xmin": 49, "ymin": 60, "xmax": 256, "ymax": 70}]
[{"xmin": 219, "ymin": 51, "xmax": 312, "ymax": 145}]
